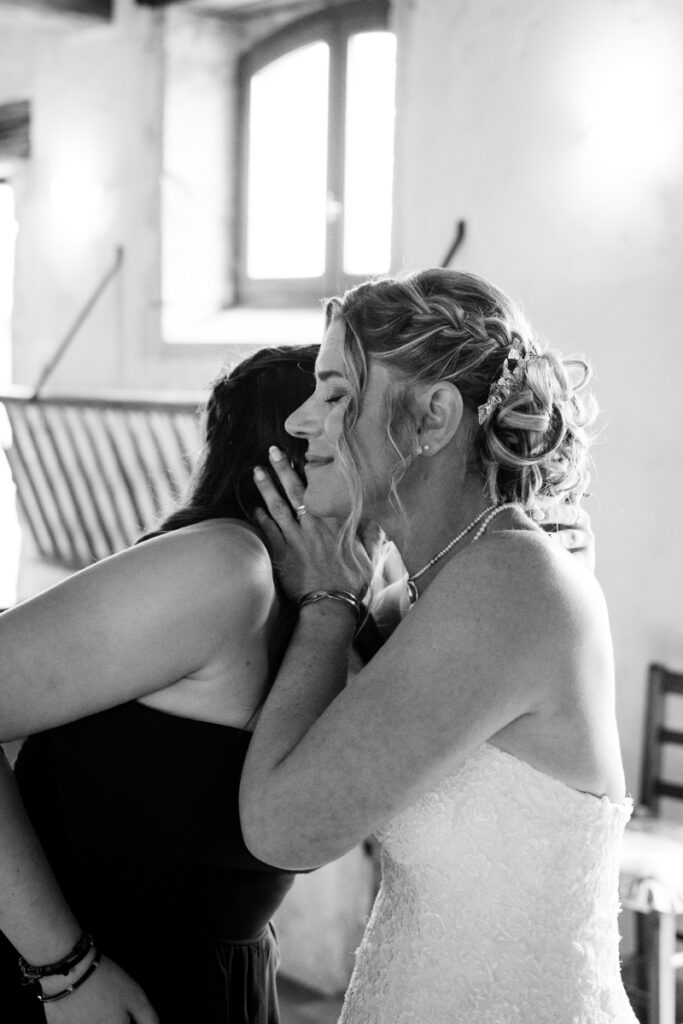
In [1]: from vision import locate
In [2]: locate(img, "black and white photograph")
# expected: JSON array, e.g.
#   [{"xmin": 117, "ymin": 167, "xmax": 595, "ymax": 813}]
[{"xmin": 0, "ymin": 0, "xmax": 681, "ymax": 1021}]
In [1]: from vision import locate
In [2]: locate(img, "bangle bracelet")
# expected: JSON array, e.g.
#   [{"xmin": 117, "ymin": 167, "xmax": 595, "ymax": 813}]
[
  {"xmin": 298, "ymin": 589, "xmax": 363, "ymax": 626},
  {"xmin": 18, "ymin": 932, "xmax": 94, "ymax": 983},
  {"xmin": 36, "ymin": 950, "xmax": 102, "ymax": 1003}
]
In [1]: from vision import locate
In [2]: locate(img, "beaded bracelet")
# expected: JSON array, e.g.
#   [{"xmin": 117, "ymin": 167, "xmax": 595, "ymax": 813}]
[
  {"xmin": 18, "ymin": 932, "xmax": 94, "ymax": 984},
  {"xmin": 36, "ymin": 950, "xmax": 102, "ymax": 1004},
  {"xmin": 298, "ymin": 589, "xmax": 363, "ymax": 626}
]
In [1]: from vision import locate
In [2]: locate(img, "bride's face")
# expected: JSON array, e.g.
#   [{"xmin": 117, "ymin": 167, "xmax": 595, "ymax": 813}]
[{"xmin": 285, "ymin": 319, "xmax": 402, "ymax": 520}]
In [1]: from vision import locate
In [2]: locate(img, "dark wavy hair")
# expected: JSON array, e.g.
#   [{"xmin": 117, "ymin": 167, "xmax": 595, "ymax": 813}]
[
  {"xmin": 157, "ymin": 344, "xmax": 318, "ymax": 534},
  {"xmin": 135, "ymin": 346, "xmax": 319, "ymax": 689}
]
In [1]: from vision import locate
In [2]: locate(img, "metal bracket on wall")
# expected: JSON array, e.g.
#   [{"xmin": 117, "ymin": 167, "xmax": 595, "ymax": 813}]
[
  {"xmin": 32, "ymin": 245, "xmax": 124, "ymax": 400},
  {"xmin": 440, "ymin": 220, "xmax": 467, "ymax": 268}
]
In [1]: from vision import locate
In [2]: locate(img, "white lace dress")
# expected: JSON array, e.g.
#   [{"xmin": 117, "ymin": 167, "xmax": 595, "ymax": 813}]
[{"xmin": 339, "ymin": 743, "xmax": 636, "ymax": 1024}]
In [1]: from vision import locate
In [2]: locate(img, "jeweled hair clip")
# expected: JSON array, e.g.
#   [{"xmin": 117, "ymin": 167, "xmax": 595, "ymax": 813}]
[{"xmin": 477, "ymin": 348, "xmax": 527, "ymax": 426}]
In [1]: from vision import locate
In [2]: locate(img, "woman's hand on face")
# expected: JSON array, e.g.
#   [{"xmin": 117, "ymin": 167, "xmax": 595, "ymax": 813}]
[
  {"xmin": 43, "ymin": 954, "xmax": 158, "ymax": 1024},
  {"xmin": 253, "ymin": 446, "xmax": 372, "ymax": 601},
  {"xmin": 541, "ymin": 503, "xmax": 596, "ymax": 572}
]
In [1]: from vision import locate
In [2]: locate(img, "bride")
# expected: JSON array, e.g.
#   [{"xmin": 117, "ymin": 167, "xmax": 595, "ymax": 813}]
[{"xmin": 240, "ymin": 268, "xmax": 637, "ymax": 1023}]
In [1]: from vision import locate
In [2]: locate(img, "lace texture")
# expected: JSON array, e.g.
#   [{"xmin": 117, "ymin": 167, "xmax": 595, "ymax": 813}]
[{"xmin": 339, "ymin": 743, "xmax": 637, "ymax": 1024}]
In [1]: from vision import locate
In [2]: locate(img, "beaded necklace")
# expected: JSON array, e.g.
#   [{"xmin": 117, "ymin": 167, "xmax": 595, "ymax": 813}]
[{"xmin": 406, "ymin": 503, "xmax": 516, "ymax": 605}]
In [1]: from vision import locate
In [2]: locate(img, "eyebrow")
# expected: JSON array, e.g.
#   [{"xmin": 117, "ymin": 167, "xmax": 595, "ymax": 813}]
[{"xmin": 316, "ymin": 369, "xmax": 346, "ymax": 382}]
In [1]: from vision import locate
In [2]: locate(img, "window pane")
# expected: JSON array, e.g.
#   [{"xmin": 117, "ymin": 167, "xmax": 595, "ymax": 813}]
[
  {"xmin": 247, "ymin": 42, "xmax": 329, "ymax": 279},
  {"xmin": 343, "ymin": 31, "xmax": 396, "ymax": 276}
]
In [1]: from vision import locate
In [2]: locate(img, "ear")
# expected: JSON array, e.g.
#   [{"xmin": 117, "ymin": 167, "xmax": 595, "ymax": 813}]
[{"xmin": 416, "ymin": 382, "xmax": 464, "ymax": 455}]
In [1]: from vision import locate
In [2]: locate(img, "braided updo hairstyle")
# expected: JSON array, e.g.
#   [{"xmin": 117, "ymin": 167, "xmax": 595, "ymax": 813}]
[
  {"xmin": 156, "ymin": 344, "xmax": 318, "ymax": 534},
  {"xmin": 326, "ymin": 268, "xmax": 595, "ymax": 545}
]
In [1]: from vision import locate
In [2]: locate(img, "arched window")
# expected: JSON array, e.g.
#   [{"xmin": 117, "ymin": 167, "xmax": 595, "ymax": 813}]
[{"xmin": 237, "ymin": 0, "xmax": 396, "ymax": 307}]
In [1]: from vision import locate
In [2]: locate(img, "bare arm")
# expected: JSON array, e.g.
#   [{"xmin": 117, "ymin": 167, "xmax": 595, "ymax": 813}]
[
  {"xmin": 0, "ymin": 522, "xmax": 273, "ymax": 1020},
  {"xmin": 240, "ymin": 533, "xmax": 563, "ymax": 869},
  {"xmin": 0, "ymin": 750, "xmax": 83, "ymax": 963},
  {"xmin": 0, "ymin": 522, "xmax": 272, "ymax": 740},
  {"xmin": 238, "ymin": 461, "xmax": 589, "ymax": 870}
]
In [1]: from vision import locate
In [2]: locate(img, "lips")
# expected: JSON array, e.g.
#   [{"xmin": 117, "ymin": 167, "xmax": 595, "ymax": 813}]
[{"xmin": 305, "ymin": 456, "xmax": 334, "ymax": 468}]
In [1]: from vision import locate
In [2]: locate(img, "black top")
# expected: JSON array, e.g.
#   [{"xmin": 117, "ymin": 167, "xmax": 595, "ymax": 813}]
[{"xmin": 0, "ymin": 701, "xmax": 295, "ymax": 1023}]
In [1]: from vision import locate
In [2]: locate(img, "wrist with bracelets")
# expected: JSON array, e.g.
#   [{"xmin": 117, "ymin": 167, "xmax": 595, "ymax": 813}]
[
  {"xmin": 298, "ymin": 589, "xmax": 364, "ymax": 630},
  {"xmin": 36, "ymin": 950, "xmax": 102, "ymax": 1003},
  {"xmin": 18, "ymin": 931, "xmax": 102, "ymax": 1003}
]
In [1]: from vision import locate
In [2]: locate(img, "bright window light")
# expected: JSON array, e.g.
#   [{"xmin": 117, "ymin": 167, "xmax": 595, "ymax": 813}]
[
  {"xmin": 343, "ymin": 31, "xmax": 396, "ymax": 275},
  {"xmin": 247, "ymin": 42, "xmax": 329, "ymax": 279}
]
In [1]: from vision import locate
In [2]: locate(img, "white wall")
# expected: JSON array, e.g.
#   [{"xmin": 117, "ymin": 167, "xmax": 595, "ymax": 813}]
[
  {"xmin": 3, "ymin": 0, "xmax": 167, "ymax": 391},
  {"xmin": 391, "ymin": 0, "xmax": 683, "ymax": 794},
  {"xmin": 3, "ymin": 0, "xmax": 327, "ymax": 396}
]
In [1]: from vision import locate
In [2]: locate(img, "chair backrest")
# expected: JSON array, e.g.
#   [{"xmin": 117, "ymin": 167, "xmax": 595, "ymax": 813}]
[
  {"xmin": 1, "ymin": 389, "xmax": 203, "ymax": 570},
  {"xmin": 640, "ymin": 662, "xmax": 683, "ymax": 813}
]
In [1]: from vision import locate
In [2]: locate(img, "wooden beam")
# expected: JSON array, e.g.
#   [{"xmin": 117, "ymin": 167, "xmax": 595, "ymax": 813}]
[{"xmin": 0, "ymin": 0, "xmax": 112, "ymax": 19}]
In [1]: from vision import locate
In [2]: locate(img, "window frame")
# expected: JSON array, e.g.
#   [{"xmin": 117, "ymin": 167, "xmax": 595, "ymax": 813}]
[{"xmin": 235, "ymin": 0, "xmax": 392, "ymax": 308}]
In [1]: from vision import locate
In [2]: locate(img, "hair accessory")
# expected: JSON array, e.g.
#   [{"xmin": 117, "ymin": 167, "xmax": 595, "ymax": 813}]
[
  {"xmin": 298, "ymin": 589, "xmax": 363, "ymax": 626},
  {"xmin": 294, "ymin": 504, "xmax": 309, "ymax": 519},
  {"xmin": 18, "ymin": 933, "xmax": 95, "ymax": 984},
  {"xmin": 478, "ymin": 347, "xmax": 527, "ymax": 426},
  {"xmin": 35, "ymin": 951, "xmax": 102, "ymax": 1003}
]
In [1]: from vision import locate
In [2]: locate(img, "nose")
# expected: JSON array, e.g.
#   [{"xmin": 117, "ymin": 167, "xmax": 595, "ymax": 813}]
[{"xmin": 285, "ymin": 394, "xmax": 317, "ymax": 439}]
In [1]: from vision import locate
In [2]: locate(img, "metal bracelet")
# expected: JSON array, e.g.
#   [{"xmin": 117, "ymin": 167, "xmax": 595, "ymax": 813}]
[
  {"xmin": 36, "ymin": 951, "xmax": 102, "ymax": 1003},
  {"xmin": 298, "ymin": 589, "xmax": 362, "ymax": 625},
  {"xmin": 18, "ymin": 932, "xmax": 94, "ymax": 983}
]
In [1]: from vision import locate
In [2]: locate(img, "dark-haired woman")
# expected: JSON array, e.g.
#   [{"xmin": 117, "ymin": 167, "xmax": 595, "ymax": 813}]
[
  {"xmin": 240, "ymin": 269, "xmax": 637, "ymax": 1023},
  {"xmin": 0, "ymin": 346, "xmax": 318, "ymax": 1024}
]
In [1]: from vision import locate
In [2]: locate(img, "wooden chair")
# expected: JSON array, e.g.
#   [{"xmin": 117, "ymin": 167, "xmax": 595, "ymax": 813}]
[
  {"xmin": 0, "ymin": 389, "xmax": 202, "ymax": 570},
  {"xmin": 621, "ymin": 663, "xmax": 683, "ymax": 1024}
]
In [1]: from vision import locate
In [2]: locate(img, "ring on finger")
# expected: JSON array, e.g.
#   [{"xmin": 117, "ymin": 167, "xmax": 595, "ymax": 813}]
[{"xmin": 294, "ymin": 504, "xmax": 309, "ymax": 520}]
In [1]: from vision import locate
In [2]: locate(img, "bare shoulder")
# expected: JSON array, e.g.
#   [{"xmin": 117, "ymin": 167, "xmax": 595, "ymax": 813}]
[
  {"xmin": 0, "ymin": 520, "xmax": 276, "ymax": 738},
  {"xmin": 150, "ymin": 518, "xmax": 271, "ymax": 574},
  {"xmin": 138, "ymin": 519, "xmax": 273, "ymax": 599},
  {"xmin": 5, "ymin": 518, "xmax": 275, "ymax": 668},
  {"xmin": 417, "ymin": 526, "xmax": 610, "ymax": 669},
  {"xmin": 451, "ymin": 525, "xmax": 602, "ymax": 605}
]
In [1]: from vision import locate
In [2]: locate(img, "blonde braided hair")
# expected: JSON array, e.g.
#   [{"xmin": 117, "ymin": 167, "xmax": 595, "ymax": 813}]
[{"xmin": 324, "ymin": 268, "xmax": 596, "ymax": 554}]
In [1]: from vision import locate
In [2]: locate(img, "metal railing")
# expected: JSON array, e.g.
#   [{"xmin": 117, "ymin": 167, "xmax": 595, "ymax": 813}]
[{"xmin": 1, "ymin": 389, "xmax": 203, "ymax": 569}]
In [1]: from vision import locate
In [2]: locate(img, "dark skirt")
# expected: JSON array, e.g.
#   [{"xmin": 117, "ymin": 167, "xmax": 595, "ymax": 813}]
[
  {"xmin": 0, "ymin": 925, "xmax": 282, "ymax": 1024},
  {"xmin": 1, "ymin": 705, "xmax": 296, "ymax": 1024}
]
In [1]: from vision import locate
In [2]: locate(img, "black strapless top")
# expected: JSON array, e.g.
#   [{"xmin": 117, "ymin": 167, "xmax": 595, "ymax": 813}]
[{"xmin": 0, "ymin": 702, "xmax": 295, "ymax": 1023}]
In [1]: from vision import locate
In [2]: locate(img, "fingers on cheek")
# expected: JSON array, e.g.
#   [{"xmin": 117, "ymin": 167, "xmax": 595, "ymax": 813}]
[
  {"xmin": 254, "ymin": 468, "xmax": 283, "ymax": 503},
  {"xmin": 253, "ymin": 467, "xmax": 269, "ymax": 488},
  {"xmin": 269, "ymin": 455, "xmax": 303, "ymax": 501}
]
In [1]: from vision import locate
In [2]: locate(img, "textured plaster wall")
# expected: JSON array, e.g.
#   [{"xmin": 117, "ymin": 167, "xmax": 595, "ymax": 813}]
[
  {"xmin": 392, "ymin": 0, "xmax": 683, "ymax": 797},
  {"xmin": 2, "ymin": 0, "xmax": 329, "ymax": 394},
  {"xmin": 4, "ymin": 0, "xmax": 165, "ymax": 391}
]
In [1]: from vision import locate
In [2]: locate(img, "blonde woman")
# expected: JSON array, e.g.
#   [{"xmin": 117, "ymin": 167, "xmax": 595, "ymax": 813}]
[{"xmin": 240, "ymin": 269, "xmax": 636, "ymax": 1023}]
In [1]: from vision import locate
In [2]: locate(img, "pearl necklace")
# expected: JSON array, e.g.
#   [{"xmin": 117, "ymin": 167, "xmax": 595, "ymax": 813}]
[{"xmin": 406, "ymin": 503, "xmax": 517, "ymax": 605}]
